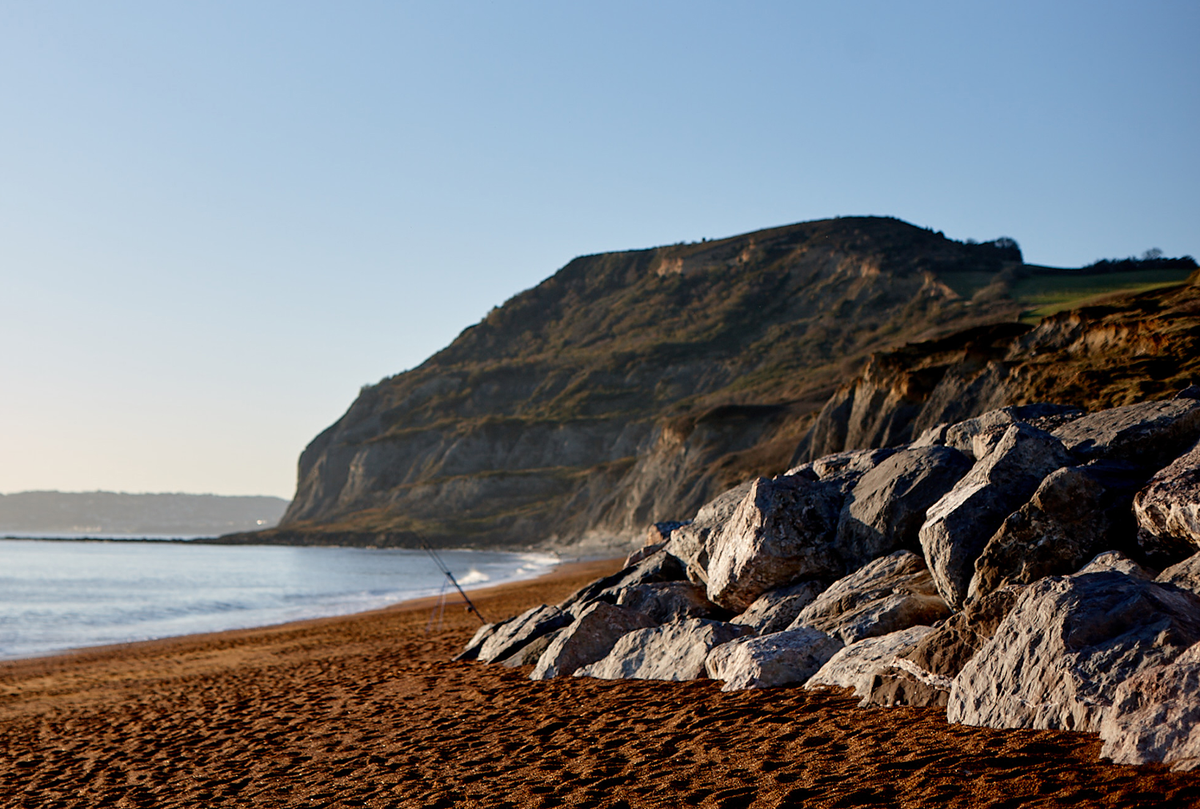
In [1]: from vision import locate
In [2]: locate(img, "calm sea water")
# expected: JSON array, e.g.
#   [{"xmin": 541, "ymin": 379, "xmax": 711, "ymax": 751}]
[{"xmin": 0, "ymin": 539, "xmax": 557, "ymax": 659}]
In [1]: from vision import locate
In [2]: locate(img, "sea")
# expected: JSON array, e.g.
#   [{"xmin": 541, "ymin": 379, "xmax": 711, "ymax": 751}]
[{"xmin": 0, "ymin": 538, "xmax": 558, "ymax": 660}]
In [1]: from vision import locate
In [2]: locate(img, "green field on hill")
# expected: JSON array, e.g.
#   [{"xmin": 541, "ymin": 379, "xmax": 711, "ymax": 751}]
[{"xmin": 1014, "ymin": 266, "xmax": 1196, "ymax": 322}]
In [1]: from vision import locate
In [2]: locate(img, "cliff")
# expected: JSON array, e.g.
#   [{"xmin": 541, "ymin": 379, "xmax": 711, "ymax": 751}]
[{"xmin": 225, "ymin": 216, "xmax": 1195, "ymax": 551}]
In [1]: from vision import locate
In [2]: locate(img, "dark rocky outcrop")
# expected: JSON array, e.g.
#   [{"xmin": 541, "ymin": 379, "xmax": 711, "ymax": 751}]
[
  {"xmin": 1159, "ymin": 552, "xmax": 1200, "ymax": 597},
  {"xmin": 1053, "ymin": 396, "xmax": 1200, "ymax": 473},
  {"xmin": 475, "ymin": 604, "xmax": 570, "ymax": 664},
  {"xmin": 614, "ymin": 582, "xmax": 726, "ymax": 624},
  {"xmin": 558, "ymin": 550, "xmax": 686, "ymax": 615},
  {"xmin": 863, "ymin": 659, "xmax": 953, "ymax": 709},
  {"xmin": 903, "ymin": 586, "xmax": 1023, "ymax": 680},
  {"xmin": 499, "ymin": 629, "xmax": 564, "ymax": 668}
]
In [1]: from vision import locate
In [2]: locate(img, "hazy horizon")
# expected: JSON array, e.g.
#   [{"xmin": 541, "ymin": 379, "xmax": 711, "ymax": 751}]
[{"xmin": 2, "ymin": 1, "xmax": 1196, "ymax": 499}]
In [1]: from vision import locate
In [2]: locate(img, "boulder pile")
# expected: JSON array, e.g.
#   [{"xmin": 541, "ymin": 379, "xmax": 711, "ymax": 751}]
[{"xmin": 457, "ymin": 389, "xmax": 1200, "ymax": 771}]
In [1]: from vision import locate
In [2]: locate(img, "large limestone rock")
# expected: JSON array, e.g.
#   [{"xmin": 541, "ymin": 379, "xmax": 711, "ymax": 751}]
[
  {"xmin": 625, "ymin": 540, "xmax": 666, "ymax": 567},
  {"xmin": 805, "ymin": 625, "xmax": 934, "ymax": 698},
  {"xmin": 919, "ymin": 423, "xmax": 1072, "ymax": 608},
  {"xmin": 863, "ymin": 658, "xmax": 953, "ymax": 709},
  {"xmin": 862, "ymin": 586, "xmax": 1022, "ymax": 709},
  {"xmin": 947, "ymin": 569, "xmax": 1200, "ymax": 732},
  {"xmin": 529, "ymin": 602, "xmax": 656, "ymax": 680},
  {"xmin": 1100, "ymin": 641, "xmax": 1200, "ymax": 772},
  {"xmin": 967, "ymin": 462, "xmax": 1142, "ymax": 601},
  {"xmin": 1159, "ymin": 552, "xmax": 1200, "ymax": 597},
  {"xmin": 705, "ymin": 474, "xmax": 846, "ymax": 611},
  {"xmin": 789, "ymin": 448, "xmax": 897, "ymax": 484},
  {"xmin": 574, "ymin": 619, "xmax": 752, "ymax": 681},
  {"xmin": 915, "ymin": 404, "xmax": 1082, "ymax": 461},
  {"xmin": 558, "ymin": 549, "xmax": 686, "ymax": 614},
  {"xmin": 792, "ymin": 551, "xmax": 950, "ymax": 644},
  {"xmin": 1134, "ymin": 439, "xmax": 1200, "ymax": 563},
  {"xmin": 1053, "ymin": 394, "xmax": 1200, "ymax": 472},
  {"xmin": 731, "ymin": 580, "xmax": 825, "ymax": 635},
  {"xmin": 664, "ymin": 481, "xmax": 754, "ymax": 585},
  {"xmin": 1075, "ymin": 549, "xmax": 1154, "ymax": 579},
  {"xmin": 834, "ymin": 446, "xmax": 972, "ymax": 567},
  {"xmin": 904, "ymin": 585, "xmax": 1023, "ymax": 679},
  {"xmin": 499, "ymin": 628, "xmax": 564, "ymax": 668},
  {"xmin": 615, "ymin": 581, "xmax": 726, "ymax": 624},
  {"xmin": 705, "ymin": 627, "xmax": 843, "ymax": 691},
  {"xmin": 453, "ymin": 621, "xmax": 499, "ymax": 662},
  {"xmin": 477, "ymin": 604, "xmax": 571, "ymax": 663}
]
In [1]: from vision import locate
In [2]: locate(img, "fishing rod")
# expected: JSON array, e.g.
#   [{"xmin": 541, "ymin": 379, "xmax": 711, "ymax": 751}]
[{"xmin": 422, "ymin": 543, "xmax": 487, "ymax": 625}]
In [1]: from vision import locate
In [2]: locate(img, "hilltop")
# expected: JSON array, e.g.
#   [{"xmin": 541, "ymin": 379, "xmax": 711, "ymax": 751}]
[{"xmin": 225, "ymin": 216, "xmax": 1196, "ymax": 550}]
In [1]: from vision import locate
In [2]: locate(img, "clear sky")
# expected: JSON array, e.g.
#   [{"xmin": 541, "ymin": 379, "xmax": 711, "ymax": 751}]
[{"xmin": 1, "ymin": 1, "xmax": 1196, "ymax": 499}]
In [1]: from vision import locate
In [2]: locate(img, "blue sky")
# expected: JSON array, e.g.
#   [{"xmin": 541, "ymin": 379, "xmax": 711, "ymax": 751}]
[{"xmin": 1, "ymin": 1, "xmax": 1196, "ymax": 498}]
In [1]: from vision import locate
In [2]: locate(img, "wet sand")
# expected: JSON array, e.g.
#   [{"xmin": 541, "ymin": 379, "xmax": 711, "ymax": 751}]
[{"xmin": 2, "ymin": 557, "xmax": 1199, "ymax": 808}]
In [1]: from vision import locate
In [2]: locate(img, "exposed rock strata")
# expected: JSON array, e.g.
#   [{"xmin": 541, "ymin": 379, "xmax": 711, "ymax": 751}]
[{"xmin": 261, "ymin": 217, "xmax": 1046, "ymax": 549}]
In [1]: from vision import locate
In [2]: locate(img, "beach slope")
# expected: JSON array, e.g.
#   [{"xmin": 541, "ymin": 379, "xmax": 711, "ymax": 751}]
[{"xmin": 2, "ymin": 559, "xmax": 1198, "ymax": 808}]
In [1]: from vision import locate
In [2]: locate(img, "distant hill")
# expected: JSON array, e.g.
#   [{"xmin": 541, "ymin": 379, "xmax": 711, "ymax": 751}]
[
  {"xmin": 222, "ymin": 215, "xmax": 1195, "ymax": 552},
  {"xmin": 0, "ymin": 492, "xmax": 290, "ymax": 537}
]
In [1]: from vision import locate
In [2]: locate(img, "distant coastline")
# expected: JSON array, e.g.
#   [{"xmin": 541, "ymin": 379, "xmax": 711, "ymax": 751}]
[{"xmin": 0, "ymin": 490, "xmax": 289, "ymax": 538}]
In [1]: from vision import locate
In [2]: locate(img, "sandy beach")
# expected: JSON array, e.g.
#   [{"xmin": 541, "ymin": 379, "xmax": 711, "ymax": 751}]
[{"xmin": 2, "ymin": 557, "xmax": 1199, "ymax": 808}]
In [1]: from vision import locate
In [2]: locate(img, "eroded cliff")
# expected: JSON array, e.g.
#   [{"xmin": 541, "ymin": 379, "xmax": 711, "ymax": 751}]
[{"xmin": 225, "ymin": 217, "xmax": 1195, "ymax": 551}]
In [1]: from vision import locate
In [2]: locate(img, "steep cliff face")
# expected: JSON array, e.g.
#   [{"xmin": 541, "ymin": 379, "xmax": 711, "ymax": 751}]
[
  {"xmin": 238, "ymin": 217, "xmax": 1029, "ymax": 549},
  {"xmin": 797, "ymin": 272, "xmax": 1200, "ymax": 462}
]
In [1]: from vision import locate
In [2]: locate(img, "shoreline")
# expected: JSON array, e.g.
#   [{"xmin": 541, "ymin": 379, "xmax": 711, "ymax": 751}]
[
  {"xmin": 0, "ymin": 542, "xmax": 576, "ymax": 662},
  {"xmin": 3, "ymin": 556, "xmax": 1200, "ymax": 807},
  {"xmin": 0, "ymin": 554, "xmax": 615, "ymax": 667}
]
